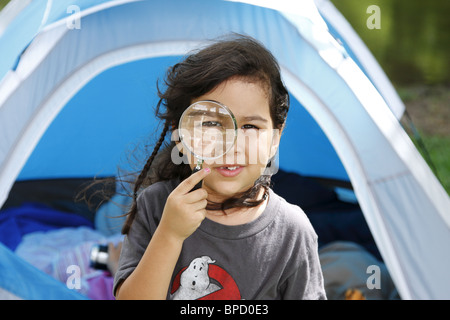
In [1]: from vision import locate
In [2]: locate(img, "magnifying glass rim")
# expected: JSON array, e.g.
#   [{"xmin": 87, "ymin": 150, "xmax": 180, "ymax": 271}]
[{"xmin": 178, "ymin": 100, "xmax": 237, "ymax": 161}]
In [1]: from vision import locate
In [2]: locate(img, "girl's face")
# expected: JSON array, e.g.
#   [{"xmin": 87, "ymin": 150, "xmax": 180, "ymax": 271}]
[{"xmin": 186, "ymin": 77, "xmax": 281, "ymax": 202}]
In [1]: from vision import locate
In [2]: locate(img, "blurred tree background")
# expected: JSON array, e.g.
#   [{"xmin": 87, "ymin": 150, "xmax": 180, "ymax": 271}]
[
  {"xmin": 0, "ymin": 0, "xmax": 448, "ymax": 192},
  {"xmin": 0, "ymin": 0, "xmax": 7, "ymax": 11},
  {"xmin": 331, "ymin": 0, "xmax": 449, "ymax": 85}
]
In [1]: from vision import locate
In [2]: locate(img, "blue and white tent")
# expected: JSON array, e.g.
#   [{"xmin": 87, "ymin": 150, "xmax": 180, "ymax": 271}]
[{"xmin": 0, "ymin": 0, "xmax": 449, "ymax": 300}]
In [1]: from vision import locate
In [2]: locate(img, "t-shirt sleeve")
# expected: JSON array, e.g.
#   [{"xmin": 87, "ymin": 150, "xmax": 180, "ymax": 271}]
[
  {"xmin": 276, "ymin": 199, "xmax": 327, "ymax": 300},
  {"xmin": 281, "ymin": 235, "xmax": 327, "ymax": 300},
  {"xmin": 112, "ymin": 195, "xmax": 151, "ymax": 296},
  {"xmin": 112, "ymin": 182, "xmax": 170, "ymax": 296}
]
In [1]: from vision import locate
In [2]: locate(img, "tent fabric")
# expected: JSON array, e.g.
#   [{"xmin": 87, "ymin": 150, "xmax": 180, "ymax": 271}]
[
  {"xmin": 0, "ymin": 0, "xmax": 449, "ymax": 300},
  {"xmin": 0, "ymin": 242, "xmax": 87, "ymax": 300},
  {"xmin": 314, "ymin": 0, "xmax": 405, "ymax": 120}
]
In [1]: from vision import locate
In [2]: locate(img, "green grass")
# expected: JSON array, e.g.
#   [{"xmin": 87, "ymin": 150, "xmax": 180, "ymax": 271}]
[
  {"xmin": 411, "ymin": 132, "xmax": 450, "ymax": 196},
  {"xmin": 397, "ymin": 85, "xmax": 449, "ymax": 196}
]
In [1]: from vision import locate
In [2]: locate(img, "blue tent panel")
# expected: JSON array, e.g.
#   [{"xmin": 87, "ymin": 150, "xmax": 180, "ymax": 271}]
[
  {"xmin": 18, "ymin": 56, "xmax": 180, "ymax": 180},
  {"xmin": 279, "ymin": 95, "xmax": 348, "ymax": 180},
  {"xmin": 18, "ymin": 55, "xmax": 347, "ymax": 181}
]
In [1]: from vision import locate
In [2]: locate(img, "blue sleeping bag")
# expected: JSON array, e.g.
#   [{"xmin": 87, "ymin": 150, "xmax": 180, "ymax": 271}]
[{"xmin": 0, "ymin": 202, "xmax": 93, "ymax": 251}]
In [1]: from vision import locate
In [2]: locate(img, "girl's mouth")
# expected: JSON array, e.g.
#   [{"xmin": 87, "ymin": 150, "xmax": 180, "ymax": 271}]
[{"xmin": 215, "ymin": 165, "xmax": 244, "ymax": 177}]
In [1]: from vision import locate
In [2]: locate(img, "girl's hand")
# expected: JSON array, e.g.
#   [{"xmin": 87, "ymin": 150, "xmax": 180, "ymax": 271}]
[{"xmin": 158, "ymin": 168, "xmax": 211, "ymax": 242}]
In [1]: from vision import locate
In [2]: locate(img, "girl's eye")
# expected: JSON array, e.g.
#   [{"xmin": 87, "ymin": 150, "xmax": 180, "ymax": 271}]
[
  {"xmin": 202, "ymin": 121, "xmax": 222, "ymax": 127},
  {"xmin": 242, "ymin": 124, "xmax": 259, "ymax": 130}
]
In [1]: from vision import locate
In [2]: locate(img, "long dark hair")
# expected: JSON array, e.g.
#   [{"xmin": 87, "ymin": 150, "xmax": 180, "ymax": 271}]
[{"xmin": 122, "ymin": 34, "xmax": 289, "ymax": 234}]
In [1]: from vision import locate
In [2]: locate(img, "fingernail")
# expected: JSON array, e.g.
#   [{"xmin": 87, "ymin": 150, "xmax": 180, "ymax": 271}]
[{"xmin": 204, "ymin": 167, "xmax": 211, "ymax": 173}]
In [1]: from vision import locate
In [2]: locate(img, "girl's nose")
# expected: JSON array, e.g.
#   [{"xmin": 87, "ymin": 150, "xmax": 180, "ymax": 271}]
[
  {"xmin": 234, "ymin": 129, "xmax": 247, "ymax": 154},
  {"xmin": 227, "ymin": 129, "xmax": 259, "ymax": 163}
]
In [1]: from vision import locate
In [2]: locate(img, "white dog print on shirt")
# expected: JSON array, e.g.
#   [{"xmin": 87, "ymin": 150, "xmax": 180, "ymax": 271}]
[{"xmin": 171, "ymin": 256, "xmax": 221, "ymax": 300}]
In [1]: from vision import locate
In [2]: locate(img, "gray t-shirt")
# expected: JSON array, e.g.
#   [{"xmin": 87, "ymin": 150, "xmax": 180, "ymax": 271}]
[{"xmin": 114, "ymin": 179, "xmax": 326, "ymax": 300}]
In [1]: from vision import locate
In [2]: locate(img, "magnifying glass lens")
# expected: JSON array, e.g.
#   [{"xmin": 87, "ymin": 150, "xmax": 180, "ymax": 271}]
[{"xmin": 179, "ymin": 101, "xmax": 237, "ymax": 161}]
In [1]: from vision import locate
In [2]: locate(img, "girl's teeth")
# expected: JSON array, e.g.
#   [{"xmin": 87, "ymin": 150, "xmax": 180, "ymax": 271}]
[{"xmin": 222, "ymin": 166, "xmax": 239, "ymax": 170}]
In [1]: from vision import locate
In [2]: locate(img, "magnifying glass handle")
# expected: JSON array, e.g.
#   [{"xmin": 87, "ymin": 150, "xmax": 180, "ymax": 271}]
[{"xmin": 191, "ymin": 161, "xmax": 203, "ymax": 191}]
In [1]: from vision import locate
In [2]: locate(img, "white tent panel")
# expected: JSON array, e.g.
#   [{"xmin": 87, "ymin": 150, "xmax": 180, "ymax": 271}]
[{"xmin": 372, "ymin": 174, "xmax": 450, "ymax": 299}]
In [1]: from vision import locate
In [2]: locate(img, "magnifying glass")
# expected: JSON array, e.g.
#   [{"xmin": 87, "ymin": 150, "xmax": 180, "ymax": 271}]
[{"xmin": 178, "ymin": 100, "xmax": 237, "ymax": 183}]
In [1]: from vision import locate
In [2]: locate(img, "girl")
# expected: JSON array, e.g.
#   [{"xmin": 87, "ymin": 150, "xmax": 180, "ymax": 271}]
[{"xmin": 114, "ymin": 35, "xmax": 326, "ymax": 300}]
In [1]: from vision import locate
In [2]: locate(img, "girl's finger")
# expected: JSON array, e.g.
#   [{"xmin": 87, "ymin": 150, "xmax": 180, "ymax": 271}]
[
  {"xmin": 174, "ymin": 168, "xmax": 211, "ymax": 195},
  {"xmin": 190, "ymin": 199, "xmax": 208, "ymax": 212},
  {"xmin": 183, "ymin": 187, "xmax": 208, "ymax": 204}
]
